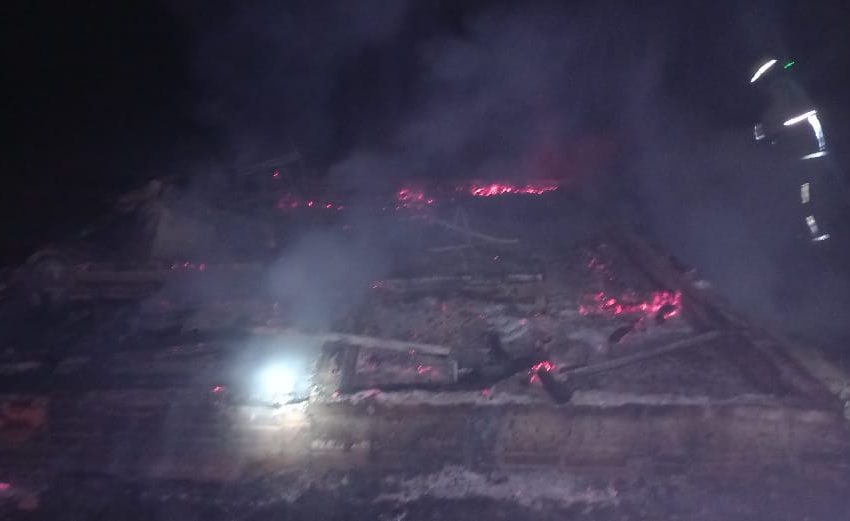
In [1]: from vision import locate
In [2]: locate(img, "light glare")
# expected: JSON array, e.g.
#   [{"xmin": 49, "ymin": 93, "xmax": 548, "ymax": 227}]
[{"xmin": 259, "ymin": 364, "xmax": 296, "ymax": 399}]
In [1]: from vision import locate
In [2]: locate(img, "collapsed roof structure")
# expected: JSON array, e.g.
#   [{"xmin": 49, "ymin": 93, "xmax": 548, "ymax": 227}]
[{"xmin": 1, "ymin": 172, "xmax": 848, "ymax": 517}]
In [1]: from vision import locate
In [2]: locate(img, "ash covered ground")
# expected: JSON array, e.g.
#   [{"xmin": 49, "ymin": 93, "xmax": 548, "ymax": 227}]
[{"xmin": 5, "ymin": 466, "xmax": 849, "ymax": 521}]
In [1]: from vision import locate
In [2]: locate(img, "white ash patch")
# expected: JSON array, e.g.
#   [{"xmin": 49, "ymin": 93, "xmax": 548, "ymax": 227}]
[
  {"xmin": 563, "ymin": 325, "xmax": 609, "ymax": 349},
  {"xmin": 310, "ymin": 439, "xmax": 370, "ymax": 451},
  {"xmin": 485, "ymin": 314, "xmax": 531, "ymax": 344},
  {"xmin": 246, "ymin": 470, "xmax": 352, "ymax": 506},
  {"xmin": 376, "ymin": 465, "xmax": 618, "ymax": 509}
]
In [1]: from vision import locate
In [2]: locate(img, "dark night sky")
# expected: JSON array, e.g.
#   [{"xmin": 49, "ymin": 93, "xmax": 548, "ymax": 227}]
[
  {"xmin": 2, "ymin": 0, "xmax": 849, "ymax": 263},
  {"xmin": 3, "ymin": 2, "xmax": 209, "ymax": 260}
]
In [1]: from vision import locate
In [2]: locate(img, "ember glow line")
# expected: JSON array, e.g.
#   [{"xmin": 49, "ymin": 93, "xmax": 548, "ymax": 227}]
[
  {"xmin": 275, "ymin": 181, "xmax": 558, "ymax": 213},
  {"xmin": 579, "ymin": 290, "xmax": 683, "ymax": 317},
  {"xmin": 276, "ymin": 194, "xmax": 343, "ymax": 212},
  {"xmin": 395, "ymin": 187, "xmax": 434, "ymax": 209},
  {"xmin": 468, "ymin": 182, "xmax": 559, "ymax": 197},
  {"xmin": 529, "ymin": 360, "xmax": 555, "ymax": 383}
]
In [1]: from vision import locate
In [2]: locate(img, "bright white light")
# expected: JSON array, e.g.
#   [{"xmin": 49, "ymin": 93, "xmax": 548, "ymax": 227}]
[
  {"xmin": 800, "ymin": 183, "xmax": 810, "ymax": 204},
  {"xmin": 750, "ymin": 59, "xmax": 777, "ymax": 83},
  {"xmin": 801, "ymin": 151, "xmax": 828, "ymax": 160},
  {"xmin": 812, "ymin": 233, "xmax": 831, "ymax": 242},
  {"xmin": 784, "ymin": 110, "xmax": 817, "ymax": 126},
  {"xmin": 259, "ymin": 364, "xmax": 296, "ymax": 399},
  {"xmin": 806, "ymin": 114, "xmax": 826, "ymax": 150},
  {"xmin": 753, "ymin": 123, "xmax": 765, "ymax": 141}
]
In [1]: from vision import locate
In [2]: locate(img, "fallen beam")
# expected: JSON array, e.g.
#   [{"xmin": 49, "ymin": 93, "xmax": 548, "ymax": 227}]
[
  {"xmin": 563, "ymin": 331, "xmax": 724, "ymax": 378},
  {"xmin": 376, "ymin": 273, "xmax": 543, "ymax": 289},
  {"xmin": 427, "ymin": 216, "xmax": 519, "ymax": 245},
  {"xmin": 606, "ymin": 225, "xmax": 834, "ymax": 400},
  {"xmin": 248, "ymin": 327, "xmax": 453, "ymax": 357}
]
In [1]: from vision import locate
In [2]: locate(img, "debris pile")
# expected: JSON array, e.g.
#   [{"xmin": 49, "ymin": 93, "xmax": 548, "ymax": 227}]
[{"xmin": 1, "ymin": 172, "xmax": 846, "ymax": 494}]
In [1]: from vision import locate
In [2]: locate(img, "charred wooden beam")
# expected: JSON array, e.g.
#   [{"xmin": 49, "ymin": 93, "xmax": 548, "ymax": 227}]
[
  {"xmin": 337, "ymin": 346, "xmax": 361, "ymax": 394},
  {"xmin": 373, "ymin": 274, "xmax": 545, "ymax": 303},
  {"xmin": 606, "ymin": 225, "xmax": 835, "ymax": 401},
  {"xmin": 248, "ymin": 327, "xmax": 453, "ymax": 357},
  {"xmin": 376, "ymin": 273, "xmax": 543, "ymax": 289},
  {"xmin": 426, "ymin": 216, "xmax": 519, "ymax": 245},
  {"xmin": 536, "ymin": 368, "xmax": 573, "ymax": 404},
  {"xmin": 563, "ymin": 331, "xmax": 724, "ymax": 378}
]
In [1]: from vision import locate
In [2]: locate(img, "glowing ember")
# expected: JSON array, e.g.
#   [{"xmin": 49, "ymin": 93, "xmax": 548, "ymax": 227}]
[
  {"xmin": 273, "ymin": 181, "xmax": 559, "ymax": 213},
  {"xmin": 657, "ymin": 303, "xmax": 680, "ymax": 321},
  {"xmin": 529, "ymin": 360, "xmax": 555, "ymax": 383},
  {"xmin": 468, "ymin": 181, "xmax": 559, "ymax": 197},
  {"xmin": 275, "ymin": 194, "xmax": 343, "ymax": 212},
  {"xmin": 395, "ymin": 188, "xmax": 434, "ymax": 210},
  {"xmin": 579, "ymin": 290, "xmax": 682, "ymax": 317},
  {"xmin": 211, "ymin": 385, "xmax": 224, "ymax": 393}
]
